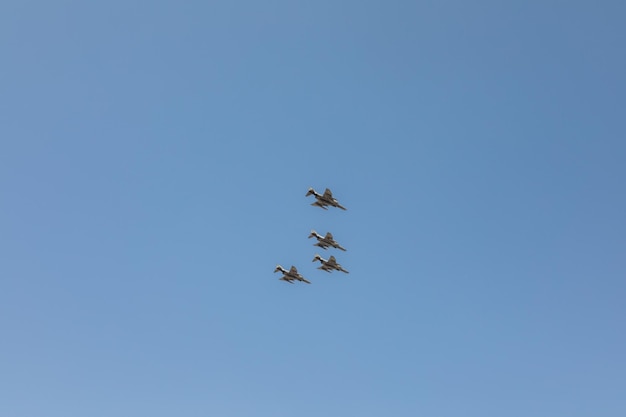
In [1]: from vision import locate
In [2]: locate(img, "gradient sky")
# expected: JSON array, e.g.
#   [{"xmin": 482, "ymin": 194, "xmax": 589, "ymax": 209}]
[{"xmin": 1, "ymin": 1, "xmax": 625, "ymax": 416}]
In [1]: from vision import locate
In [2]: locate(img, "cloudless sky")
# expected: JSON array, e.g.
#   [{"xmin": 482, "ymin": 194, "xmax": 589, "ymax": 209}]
[{"xmin": 1, "ymin": 1, "xmax": 625, "ymax": 416}]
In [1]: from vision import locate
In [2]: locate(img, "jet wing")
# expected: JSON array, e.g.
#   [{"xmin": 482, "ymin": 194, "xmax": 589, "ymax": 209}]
[
  {"xmin": 314, "ymin": 241, "xmax": 330, "ymax": 249},
  {"xmin": 327, "ymin": 256, "xmax": 338, "ymax": 266},
  {"xmin": 288, "ymin": 266, "xmax": 298, "ymax": 275},
  {"xmin": 324, "ymin": 232, "xmax": 334, "ymax": 241},
  {"xmin": 322, "ymin": 188, "xmax": 333, "ymax": 199}
]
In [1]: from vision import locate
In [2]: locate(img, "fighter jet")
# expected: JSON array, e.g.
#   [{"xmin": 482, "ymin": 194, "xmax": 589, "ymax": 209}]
[
  {"xmin": 274, "ymin": 265, "xmax": 311, "ymax": 284},
  {"xmin": 312, "ymin": 254, "xmax": 349, "ymax": 274},
  {"xmin": 308, "ymin": 230, "xmax": 347, "ymax": 251},
  {"xmin": 305, "ymin": 187, "xmax": 347, "ymax": 210}
]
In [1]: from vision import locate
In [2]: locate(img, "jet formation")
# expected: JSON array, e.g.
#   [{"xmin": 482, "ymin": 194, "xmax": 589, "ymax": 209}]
[{"xmin": 275, "ymin": 187, "xmax": 349, "ymax": 285}]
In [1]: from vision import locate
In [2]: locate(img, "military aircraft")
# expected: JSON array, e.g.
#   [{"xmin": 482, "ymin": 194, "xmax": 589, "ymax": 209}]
[
  {"xmin": 308, "ymin": 230, "xmax": 347, "ymax": 251},
  {"xmin": 305, "ymin": 187, "xmax": 347, "ymax": 210},
  {"xmin": 312, "ymin": 254, "xmax": 349, "ymax": 274},
  {"xmin": 274, "ymin": 265, "xmax": 311, "ymax": 284}
]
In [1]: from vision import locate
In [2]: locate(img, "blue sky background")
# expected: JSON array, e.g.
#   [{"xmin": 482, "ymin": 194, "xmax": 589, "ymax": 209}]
[{"xmin": 1, "ymin": 1, "xmax": 625, "ymax": 416}]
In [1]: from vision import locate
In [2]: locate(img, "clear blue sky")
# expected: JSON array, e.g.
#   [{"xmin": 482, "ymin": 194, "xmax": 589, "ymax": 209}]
[{"xmin": 1, "ymin": 1, "xmax": 625, "ymax": 416}]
